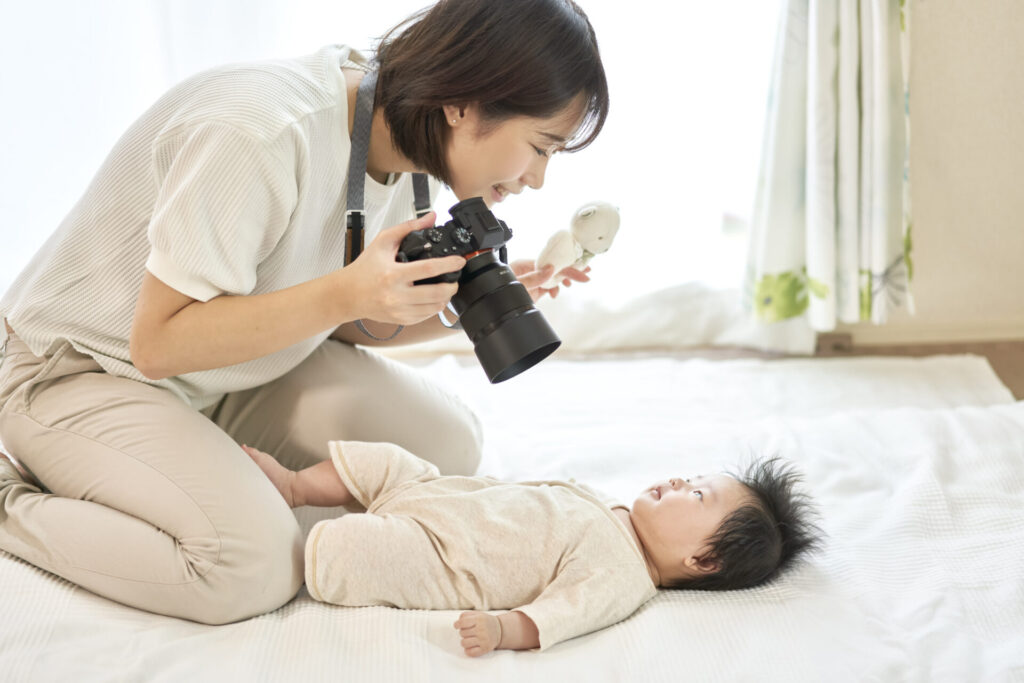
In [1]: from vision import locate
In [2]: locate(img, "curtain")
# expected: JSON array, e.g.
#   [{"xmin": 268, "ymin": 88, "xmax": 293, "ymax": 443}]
[{"xmin": 746, "ymin": 0, "xmax": 912, "ymax": 331}]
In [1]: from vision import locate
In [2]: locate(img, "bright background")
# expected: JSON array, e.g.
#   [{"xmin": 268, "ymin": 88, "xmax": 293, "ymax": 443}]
[{"xmin": 0, "ymin": 0, "xmax": 780, "ymax": 306}]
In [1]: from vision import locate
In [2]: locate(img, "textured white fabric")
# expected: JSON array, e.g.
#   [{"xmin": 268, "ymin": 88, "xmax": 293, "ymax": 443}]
[
  {"xmin": 1, "ymin": 354, "xmax": 1022, "ymax": 681},
  {"xmin": 0, "ymin": 45, "xmax": 437, "ymax": 411}
]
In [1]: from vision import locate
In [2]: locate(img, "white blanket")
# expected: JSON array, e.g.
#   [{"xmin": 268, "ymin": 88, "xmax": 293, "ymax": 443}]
[{"xmin": 2, "ymin": 354, "xmax": 1022, "ymax": 682}]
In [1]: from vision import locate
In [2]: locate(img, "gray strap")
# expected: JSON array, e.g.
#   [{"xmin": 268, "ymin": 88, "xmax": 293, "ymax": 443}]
[
  {"xmin": 344, "ymin": 71, "xmax": 377, "ymax": 266},
  {"xmin": 413, "ymin": 173, "xmax": 431, "ymax": 217},
  {"xmin": 346, "ymin": 73, "xmax": 433, "ymax": 257},
  {"xmin": 354, "ymin": 319, "xmax": 405, "ymax": 341},
  {"xmin": 344, "ymin": 70, "xmax": 433, "ymax": 342}
]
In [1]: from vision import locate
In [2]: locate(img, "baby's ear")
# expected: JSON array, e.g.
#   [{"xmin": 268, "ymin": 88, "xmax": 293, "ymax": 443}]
[{"xmin": 685, "ymin": 552, "xmax": 721, "ymax": 575}]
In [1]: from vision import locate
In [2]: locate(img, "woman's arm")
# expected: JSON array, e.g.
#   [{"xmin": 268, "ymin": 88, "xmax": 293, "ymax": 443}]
[
  {"xmin": 131, "ymin": 213, "xmax": 465, "ymax": 380},
  {"xmin": 330, "ymin": 260, "xmax": 592, "ymax": 348},
  {"xmin": 132, "ymin": 269, "xmax": 359, "ymax": 380}
]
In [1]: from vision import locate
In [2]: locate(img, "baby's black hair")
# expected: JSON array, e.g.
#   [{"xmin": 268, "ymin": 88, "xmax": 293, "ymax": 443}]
[{"xmin": 666, "ymin": 457, "xmax": 822, "ymax": 591}]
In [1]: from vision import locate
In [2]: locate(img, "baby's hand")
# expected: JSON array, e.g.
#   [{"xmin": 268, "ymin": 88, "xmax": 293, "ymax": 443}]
[
  {"xmin": 241, "ymin": 444, "xmax": 297, "ymax": 508},
  {"xmin": 453, "ymin": 611, "xmax": 501, "ymax": 657}
]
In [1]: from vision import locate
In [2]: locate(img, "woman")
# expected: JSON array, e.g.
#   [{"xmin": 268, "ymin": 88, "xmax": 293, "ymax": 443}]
[{"xmin": 0, "ymin": 0, "xmax": 608, "ymax": 624}]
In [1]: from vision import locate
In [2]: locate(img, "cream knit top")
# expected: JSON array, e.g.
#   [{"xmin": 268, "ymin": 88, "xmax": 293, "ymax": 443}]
[
  {"xmin": 0, "ymin": 45, "xmax": 437, "ymax": 410},
  {"xmin": 306, "ymin": 441, "xmax": 658, "ymax": 651}
]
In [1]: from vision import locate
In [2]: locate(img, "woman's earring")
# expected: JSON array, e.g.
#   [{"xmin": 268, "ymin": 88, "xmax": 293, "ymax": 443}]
[{"xmin": 451, "ymin": 119, "xmax": 457, "ymax": 124}]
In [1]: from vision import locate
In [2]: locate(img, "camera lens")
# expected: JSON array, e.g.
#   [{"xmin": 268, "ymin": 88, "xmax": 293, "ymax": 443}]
[{"xmin": 450, "ymin": 252, "xmax": 561, "ymax": 383}]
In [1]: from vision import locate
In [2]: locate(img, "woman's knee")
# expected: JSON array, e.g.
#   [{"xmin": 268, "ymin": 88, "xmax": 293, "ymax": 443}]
[
  {"xmin": 187, "ymin": 508, "xmax": 305, "ymax": 624},
  {"xmin": 430, "ymin": 405, "xmax": 483, "ymax": 476},
  {"xmin": 270, "ymin": 341, "xmax": 486, "ymax": 475}
]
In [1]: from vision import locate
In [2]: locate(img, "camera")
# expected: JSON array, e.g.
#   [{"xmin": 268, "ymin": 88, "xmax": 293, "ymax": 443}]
[{"xmin": 397, "ymin": 197, "xmax": 561, "ymax": 383}]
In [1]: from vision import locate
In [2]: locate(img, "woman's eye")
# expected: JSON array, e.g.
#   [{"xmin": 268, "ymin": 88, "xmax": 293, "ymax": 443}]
[{"xmin": 532, "ymin": 145, "xmax": 549, "ymax": 158}]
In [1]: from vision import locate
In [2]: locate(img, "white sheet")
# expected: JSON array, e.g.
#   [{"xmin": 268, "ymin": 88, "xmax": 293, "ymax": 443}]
[{"xmin": 2, "ymin": 354, "xmax": 1022, "ymax": 682}]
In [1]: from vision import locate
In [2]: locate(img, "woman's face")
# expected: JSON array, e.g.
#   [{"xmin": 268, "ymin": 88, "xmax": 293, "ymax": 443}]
[{"xmin": 443, "ymin": 96, "xmax": 586, "ymax": 207}]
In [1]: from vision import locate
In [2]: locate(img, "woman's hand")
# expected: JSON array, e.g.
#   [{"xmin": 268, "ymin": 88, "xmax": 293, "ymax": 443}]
[
  {"xmin": 454, "ymin": 611, "xmax": 502, "ymax": 657},
  {"xmin": 511, "ymin": 259, "xmax": 591, "ymax": 302},
  {"xmin": 338, "ymin": 212, "xmax": 466, "ymax": 325}
]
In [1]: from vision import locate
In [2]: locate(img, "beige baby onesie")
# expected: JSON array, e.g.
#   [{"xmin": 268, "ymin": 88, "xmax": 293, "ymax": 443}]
[{"xmin": 305, "ymin": 441, "xmax": 657, "ymax": 650}]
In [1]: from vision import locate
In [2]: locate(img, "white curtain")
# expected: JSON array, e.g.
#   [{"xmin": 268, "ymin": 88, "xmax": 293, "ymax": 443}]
[{"xmin": 746, "ymin": 0, "xmax": 912, "ymax": 331}]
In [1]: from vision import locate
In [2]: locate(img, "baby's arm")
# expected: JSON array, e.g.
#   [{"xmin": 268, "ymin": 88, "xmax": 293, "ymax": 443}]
[
  {"xmin": 453, "ymin": 610, "xmax": 539, "ymax": 657},
  {"xmin": 242, "ymin": 445, "xmax": 354, "ymax": 508}
]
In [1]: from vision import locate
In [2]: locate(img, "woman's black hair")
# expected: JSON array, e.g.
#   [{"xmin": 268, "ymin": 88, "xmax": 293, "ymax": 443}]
[
  {"xmin": 373, "ymin": 0, "xmax": 609, "ymax": 185},
  {"xmin": 665, "ymin": 457, "xmax": 823, "ymax": 591}
]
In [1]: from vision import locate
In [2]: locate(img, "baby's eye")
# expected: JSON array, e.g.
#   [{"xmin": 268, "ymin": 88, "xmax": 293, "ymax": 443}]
[{"xmin": 693, "ymin": 490, "xmax": 703, "ymax": 500}]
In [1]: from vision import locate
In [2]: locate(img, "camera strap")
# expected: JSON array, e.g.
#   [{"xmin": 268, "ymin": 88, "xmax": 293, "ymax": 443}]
[
  {"xmin": 345, "ymin": 70, "xmax": 431, "ymax": 267},
  {"xmin": 344, "ymin": 69, "xmax": 432, "ymax": 341}
]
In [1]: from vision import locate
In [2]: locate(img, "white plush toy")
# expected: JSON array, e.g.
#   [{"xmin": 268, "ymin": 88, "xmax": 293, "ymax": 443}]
[{"xmin": 536, "ymin": 201, "xmax": 620, "ymax": 289}]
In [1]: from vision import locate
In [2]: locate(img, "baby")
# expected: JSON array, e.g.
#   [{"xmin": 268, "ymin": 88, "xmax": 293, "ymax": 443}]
[{"xmin": 243, "ymin": 441, "xmax": 819, "ymax": 655}]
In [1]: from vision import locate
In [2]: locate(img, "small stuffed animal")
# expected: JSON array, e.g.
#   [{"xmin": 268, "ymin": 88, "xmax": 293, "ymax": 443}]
[{"xmin": 536, "ymin": 201, "xmax": 620, "ymax": 289}]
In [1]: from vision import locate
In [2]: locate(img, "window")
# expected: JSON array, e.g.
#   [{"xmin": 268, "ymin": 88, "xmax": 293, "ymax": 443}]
[{"xmin": 0, "ymin": 1, "xmax": 780, "ymax": 303}]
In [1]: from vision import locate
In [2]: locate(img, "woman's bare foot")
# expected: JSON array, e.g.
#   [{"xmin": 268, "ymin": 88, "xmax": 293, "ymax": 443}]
[{"xmin": 241, "ymin": 444, "xmax": 298, "ymax": 508}]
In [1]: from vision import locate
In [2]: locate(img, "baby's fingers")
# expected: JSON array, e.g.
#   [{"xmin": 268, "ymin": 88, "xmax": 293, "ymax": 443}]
[{"xmin": 454, "ymin": 612, "xmax": 478, "ymax": 630}]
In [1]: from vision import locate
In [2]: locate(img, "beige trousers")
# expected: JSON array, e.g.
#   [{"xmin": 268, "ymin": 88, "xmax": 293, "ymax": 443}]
[{"xmin": 0, "ymin": 325, "xmax": 482, "ymax": 624}]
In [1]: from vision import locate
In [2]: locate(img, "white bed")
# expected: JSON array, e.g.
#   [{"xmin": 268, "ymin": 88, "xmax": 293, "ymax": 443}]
[{"xmin": 2, "ymin": 352, "xmax": 1023, "ymax": 682}]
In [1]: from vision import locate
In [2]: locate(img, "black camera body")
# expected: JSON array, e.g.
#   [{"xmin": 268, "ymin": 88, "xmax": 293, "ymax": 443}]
[
  {"xmin": 397, "ymin": 197, "xmax": 513, "ymax": 283},
  {"xmin": 395, "ymin": 197, "xmax": 561, "ymax": 383}
]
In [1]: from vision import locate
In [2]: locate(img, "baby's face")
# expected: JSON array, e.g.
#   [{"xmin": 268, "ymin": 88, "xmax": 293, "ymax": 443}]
[{"xmin": 630, "ymin": 473, "xmax": 750, "ymax": 580}]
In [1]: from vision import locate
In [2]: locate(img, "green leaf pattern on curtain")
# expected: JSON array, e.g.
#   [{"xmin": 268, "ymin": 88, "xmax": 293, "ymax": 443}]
[
  {"xmin": 746, "ymin": 0, "xmax": 913, "ymax": 330},
  {"xmin": 754, "ymin": 268, "xmax": 831, "ymax": 323}
]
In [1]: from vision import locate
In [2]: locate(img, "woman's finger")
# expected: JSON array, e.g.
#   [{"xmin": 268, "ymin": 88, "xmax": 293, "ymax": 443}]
[
  {"xmin": 515, "ymin": 264, "xmax": 555, "ymax": 289},
  {"xmin": 558, "ymin": 266, "xmax": 591, "ymax": 283},
  {"xmin": 404, "ymin": 255, "xmax": 467, "ymax": 282}
]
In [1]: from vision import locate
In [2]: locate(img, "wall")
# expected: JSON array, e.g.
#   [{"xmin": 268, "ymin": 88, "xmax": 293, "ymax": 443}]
[{"xmin": 840, "ymin": 0, "xmax": 1024, "ymax": 345}]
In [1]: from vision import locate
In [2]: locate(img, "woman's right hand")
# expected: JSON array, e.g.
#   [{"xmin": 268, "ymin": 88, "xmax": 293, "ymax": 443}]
[{"xmin": 338, "ymin": 212, "xmax": 466, "ymax": 325}]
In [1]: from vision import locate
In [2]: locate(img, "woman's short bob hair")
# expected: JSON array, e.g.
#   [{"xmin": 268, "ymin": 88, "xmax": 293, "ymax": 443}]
[{"xmin": 373, "ymin": 0, "xmax": 609, "ymax": 186}]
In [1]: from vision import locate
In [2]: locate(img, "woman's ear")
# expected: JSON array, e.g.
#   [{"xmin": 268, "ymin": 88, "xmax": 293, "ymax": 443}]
[{"xmin": 442, "ymin": 104, "xmax": 468, "ymax": 126}]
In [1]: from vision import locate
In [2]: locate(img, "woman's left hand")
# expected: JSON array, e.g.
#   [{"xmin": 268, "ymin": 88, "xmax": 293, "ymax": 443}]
[{"xmin": 510, "ymin": 259, "xmax": 591, "ymax": 302}]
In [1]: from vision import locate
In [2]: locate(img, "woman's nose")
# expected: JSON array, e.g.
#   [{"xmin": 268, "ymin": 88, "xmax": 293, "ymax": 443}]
[{"xmin": 521, "ymin": 156, "xmax": 549, "ymax": 190}]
